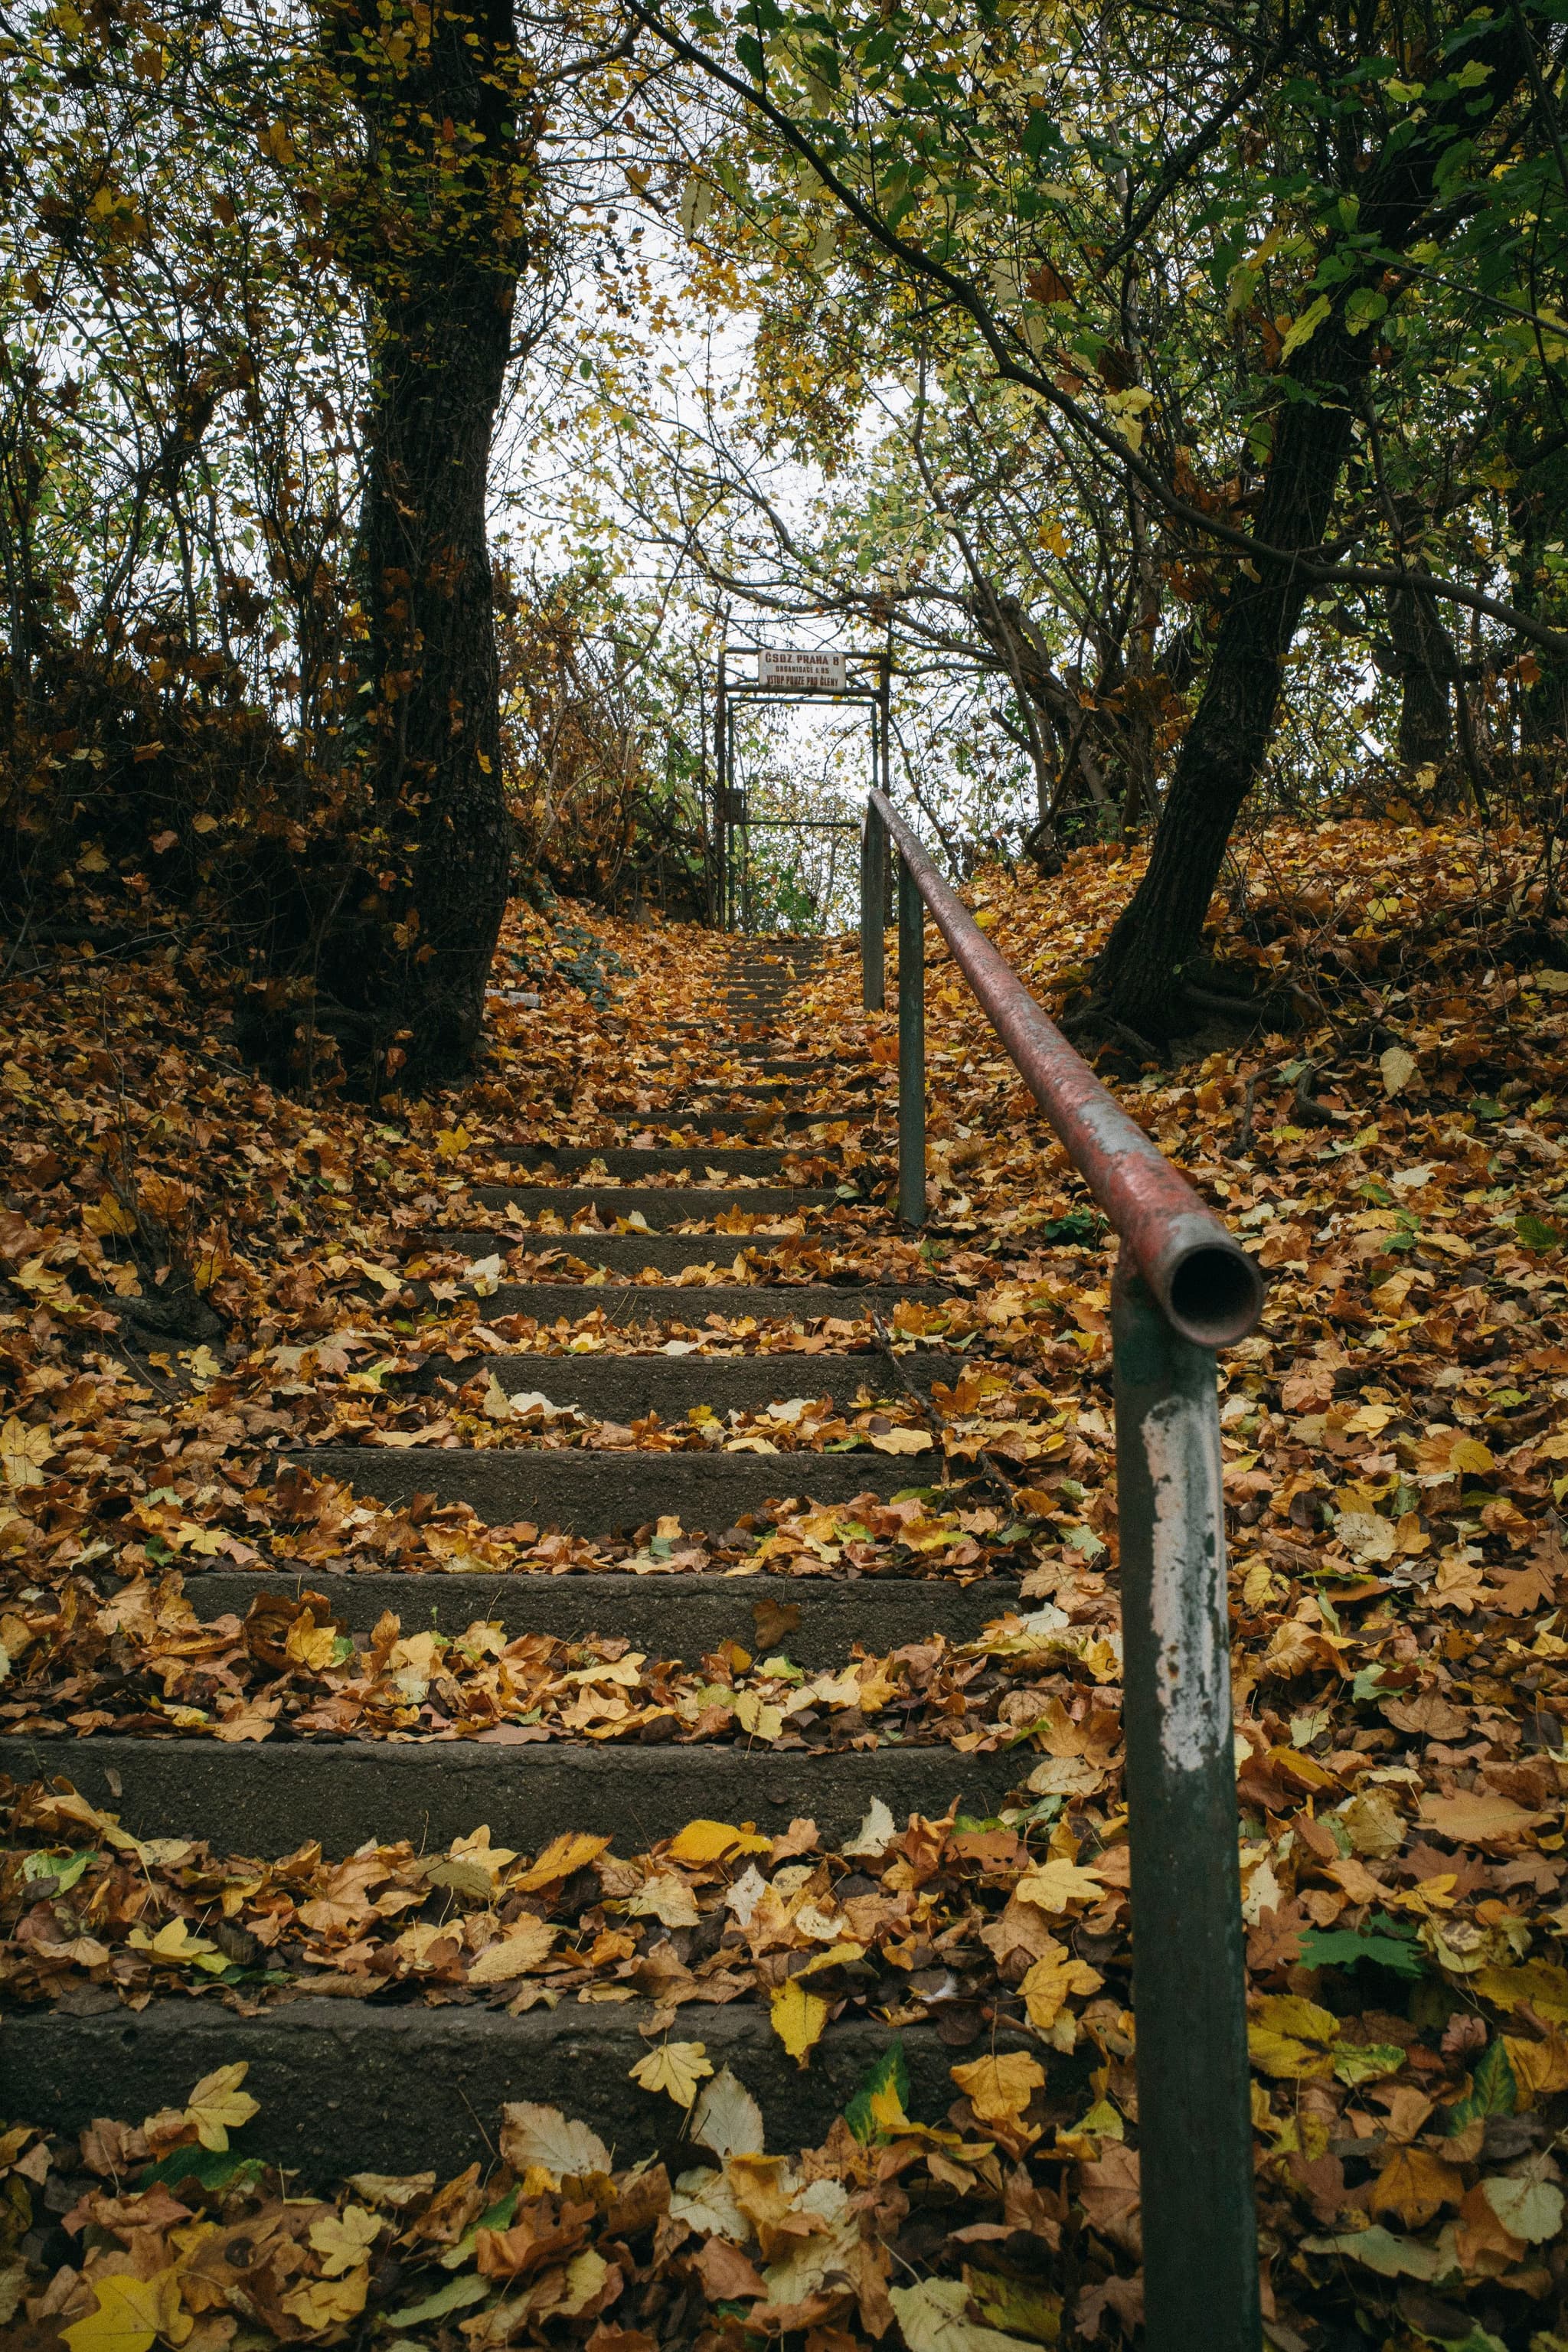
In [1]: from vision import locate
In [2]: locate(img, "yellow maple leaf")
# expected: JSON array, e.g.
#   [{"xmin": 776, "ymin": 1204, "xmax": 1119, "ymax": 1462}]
[
  {"xmin": 628, "ymin": 2040, "xmax": 714, "ymax": 2108},
  {"xmin": 284, "ymin": 1609, "xmax": 337, "ymax": 1673},
  {"xmin": 667, "ymin": 1818, "xmax": 771, "ymax": 1865},
  {"xmin": 0, "ymin": 1416, "xmax": 54, "ymax": 1488},
  {"xmin": 1014, "ymin": 1858, "xmax": 1104, "ymax": 1913},
  {"xmin": 128, "ymin": 1918, "xmax": 220, "ymax": 1968},
  {"xmin": 280, "ymin": 2265, "xmax": 371, "ymax": 2328},
  {"xmin": 733, "ymin": 1690, "xmax": 784, "ymax": 1740},
  {"xmin": 183, "ymin": 2062, "xmax": 260, "ymax": 2151},
  {"xmin": 950, "ymin": 2053, "xmax": 1045, "ymax": 2139},
  {"xmin": 62, "ymin": 2267, "xmax": 185, "ymax": 2352},
  {"xmin": 770, "ymin": 1975, "xmax": 828, "ymax": 2065},
  {"xmin": 512, "ymin": 1832, "xmax": 610, "ymax": 1890},
  {"xmin": 1370, "ymin": 2145, "xmax": 1465, "ymax": 2230},
  {"xmin": 309, "ymin": 2203, "xmax": 383, "ymax": 2275},
  {"xmin": 1019, "ymin": 1943, "xmax": 1103, "ymax": 2030}
]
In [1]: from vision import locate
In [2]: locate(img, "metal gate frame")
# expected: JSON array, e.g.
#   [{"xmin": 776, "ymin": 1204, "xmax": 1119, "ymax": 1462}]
[{"xmin": 711, "ymin": 643, "xmax": 891, "ymax": 931}]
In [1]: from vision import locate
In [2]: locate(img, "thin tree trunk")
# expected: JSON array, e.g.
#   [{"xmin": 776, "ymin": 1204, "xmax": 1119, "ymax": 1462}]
[
  {"xmin": 1091, "ymin": 14, "xmax": 1528, "ymax": 1043},
  {"xmin": 1390, "ymin": 571, "xmax": 1455, "ymax": 769}
]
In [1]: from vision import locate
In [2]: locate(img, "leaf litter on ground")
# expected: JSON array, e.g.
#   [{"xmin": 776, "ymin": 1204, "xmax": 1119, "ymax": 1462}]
[{"xmin": 5, "ymin": 818, "xmax": 1568, "ymax": 2342}]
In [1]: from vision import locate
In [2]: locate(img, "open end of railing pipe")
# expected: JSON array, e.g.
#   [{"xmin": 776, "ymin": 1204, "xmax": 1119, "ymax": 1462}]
[{"xmin": 867, "ymin": 788, "xmax": 1263, "ymax": 1348}]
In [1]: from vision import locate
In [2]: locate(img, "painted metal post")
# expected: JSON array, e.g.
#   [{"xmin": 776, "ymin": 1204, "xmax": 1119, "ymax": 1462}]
[
  {"xmin": 1112, "ymin": 1267, "xmax": 1259, "ymax": 2352},
  {"xmin": 861, "ymin": 799, "xmax": 887, "ymax": 1011},
  {"xmin": 897, "ymin": 852, "xmax": 925, "ymax": 1227},
  {"xmin": 715, "ymin": 657, "xmax": 730, "ymax": 932}
]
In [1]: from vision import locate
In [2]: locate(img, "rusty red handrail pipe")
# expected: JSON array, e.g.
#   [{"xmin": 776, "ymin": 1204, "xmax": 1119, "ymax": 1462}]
[{"xmin": 869, "ymin": 789, "xmax": 1263, "ymax": 1349}]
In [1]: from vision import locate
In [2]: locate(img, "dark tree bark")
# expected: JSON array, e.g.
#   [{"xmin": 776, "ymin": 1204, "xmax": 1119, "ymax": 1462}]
[
  {"xmin": 1091, "ymin": 15, "xmax": 1530, "ymax": 1044},
  {"xmin": 315, "ymin": 0, "xmax": 534, "ymax": 1089},
  {"xmin": 1511, "ymin": 462, "xmax": 1568, "ymax": 747},
  {"xmin": 1389, "ymin": 570, "xmax": 1456, "ymax": 768}
]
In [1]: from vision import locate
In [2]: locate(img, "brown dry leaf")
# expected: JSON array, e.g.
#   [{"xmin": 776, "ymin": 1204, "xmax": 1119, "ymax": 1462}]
[
  {"xmin": 1076, "ymin": 2141, "xmax": 1142, "ymax": 2256},
  {"xmin": 1368, "ymin": 2146, "xmax": 1466, "ymax": 2229}
]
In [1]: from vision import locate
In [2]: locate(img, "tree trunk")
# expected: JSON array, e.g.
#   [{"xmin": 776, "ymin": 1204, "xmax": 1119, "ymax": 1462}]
[
  {"xmin": 315, "ymin": 0, "xmax": 531, "ymax": 1091},
  {"xmin": 1511, "ymin": 470, "xmax": 1568, "ymax": 746},
  {"xmin": 1389, "ymin": 573, "xmax": 1455, "ymax": 769},
  {"xmin": 1090, "ymin": 14, "xmax": 1528, "ymax": 1044}
]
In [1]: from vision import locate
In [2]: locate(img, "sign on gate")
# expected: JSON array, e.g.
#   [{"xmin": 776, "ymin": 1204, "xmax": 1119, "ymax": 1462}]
[{"xmin": 756, "ymin": 648, "xmax": 847, "ymax": 693}]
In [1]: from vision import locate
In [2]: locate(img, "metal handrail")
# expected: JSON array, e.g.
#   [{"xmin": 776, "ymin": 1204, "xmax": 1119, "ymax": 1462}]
[
  {"xmin": 864, "ymin": 789, "xmax": 1264, "ymax": 1345},
  {"xmin": 862, "ymin": 786, "xmax": 1262, "ymax": 2352}
]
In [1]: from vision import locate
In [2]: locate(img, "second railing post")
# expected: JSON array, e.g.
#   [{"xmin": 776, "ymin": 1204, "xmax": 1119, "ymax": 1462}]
[
  {"xmin": 861, "ymin": 802, "xmax": 887, "ymax": 1011},
  {"xmin": 1111, "ymin": 1266, "xmax": 1259, "ymax": 2352},
  {"xmin": 897, "ymin": 851, "xmax": 925, "ymax": 1227}
]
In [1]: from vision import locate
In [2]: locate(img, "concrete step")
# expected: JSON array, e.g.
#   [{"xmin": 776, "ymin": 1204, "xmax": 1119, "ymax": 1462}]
[
  {"xmin": 2, "ymin": 2003, "xmax": 1062, "ymax": 2182},
  {"xmin": 412, "ymin": 1351, "xmax": 972, "ymax": 1416},
  {"xmin": 285, "ymin": 1443, "xmax": 960, "ymax": 1534},
  {"xmin": 642, "ymin": 1055, "xmax": 848, "ymax": 1077},
  {"xmin": 498, "ymin": 1145, "xmax": 808, "ymax": 1178},
  {"xmin": 653, "ymin": 1096, "xmax": 888, "ymax": 1124},
  {"xmin": 668, "ymin": 1079, "xmax": 850, "ymax": 1099},
  {"xmin": 468, "ymin": 1184, "xmax": 843, "ymax": 1226},
  {"xmin": 612, "ymin": 1110, "xmax": 882, "ymax": 1137},
  {"xmin": 737, "ymin": 1057, "xmax": 858, "ymax": 1077},
  {"xmin": 437, "ymin": 1233, "xmax": 912, "ymax": 1279},
  {"xmin": 675, "ymin": 1070, "xmax": 877, "ymax": 1094},
  {"xmin": 664, "ymin": 1020, "xmax": 806, "ymax": 1036},
  {"xmin": 482, "ymin": 1280, "xmax": 932, "ymax": 1324},
  {"xmin": 168, "ymin": 1569, "xmax": 1021, "ymax": 1662},
  {"xmin": 0, "ymin": 1733, "xmax": 1024, "ymax": 1856}
]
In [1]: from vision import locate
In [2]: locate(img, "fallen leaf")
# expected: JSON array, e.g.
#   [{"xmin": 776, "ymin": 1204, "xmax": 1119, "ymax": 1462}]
[
  {"xmin": 691, "ymin": 2067, "xmax": 766, "ymax": 2158},
  {"xmin": 183, "ymin": 2062, "xmax": 259, "ymax": 2151},
  {"xmin": 281, "ymin": 2266, "xmax": 370, "ymax": 2327},
  {"xmin": 770, "ymin": 1975, "xmax": 829, "ymax": 2064},
  {"xmin": 890, "ymin": 2276, "xmax": 1036, "ymax": 2351},
  {"xmin": 628, "ymin": 2041, "xmax": 713, "ymax": 2108},
  {"xmin": 627, "ymin": 1872, "xmax": 701, "ymax": 1928},
  {"xmin": 949, "ymin": 2053, "xmax": 1044, "ymax": 2142},
  {"xmin": 1419, "ymin": 1792, "xmax": 1545, "ymax": 1843},
  {"xmin": 513, "ymin": 1833, "xmax": 611, "ymax": 1890},
  {"xmin": 309, "ymin": 2203, "xmax": 382, "ymax": 2275},
  {"xmin": 1369, "ymin": 2146, "xmax": 1465, "ymax": 2229},
  {"xmin": 61, "ymin": 2269, "xmax": 183, "ymax": 2352},
  {"xmin": 844, "ymin": 1797, "xmax": 897, "ymax": 1857},
  {"xmin": 499, "ymin": 2103, "xmax": 611, "ymax": 2181},
  {"xmin": 1380, "ymin": 1046, "xmax": 1418, "ymax": 1096},
  {"xmin": 1301, "ymin": 2226, "xmax": 1442, "ymax": 2278},
  {"xmin": 667, "ymin": 1818, "xmax": 771, "ymax": 1865},
  {"xmin": 467, "ymin": 1916, "xmax": 558, "ymax": 1984}
]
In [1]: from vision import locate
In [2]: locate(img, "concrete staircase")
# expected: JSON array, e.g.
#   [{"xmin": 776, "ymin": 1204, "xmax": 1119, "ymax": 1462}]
[{"xmin": 4, "ymin": 937, "xmax": 1057, "ymax": 2175}]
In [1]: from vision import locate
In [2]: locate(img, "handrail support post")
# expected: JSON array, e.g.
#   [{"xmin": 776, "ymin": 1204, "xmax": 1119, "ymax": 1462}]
[
  {"xmin": 861, "ymin": 802, "xmax": 887, "ymax": 1011},
  {"xmin": 897, "ymin": 851, "xmax": 925, "ymax": 1227},
  {"xmin": 1112, "ymin": 1266, "xmax": 1259, "ymax": 2352}
]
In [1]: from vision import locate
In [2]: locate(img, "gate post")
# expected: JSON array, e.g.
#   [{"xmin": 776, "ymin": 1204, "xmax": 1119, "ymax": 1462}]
[
  {"xmin": 861, "ymin": 800, "xmax": 887, "ymax": 1011},
  {"xmin": 1111, "ymin": 1267, "xmax": 1259, "ymax": 2352},
  {"xmin": 897, "ymin": 852, "xmax": 925, "ymax": 1227}
]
